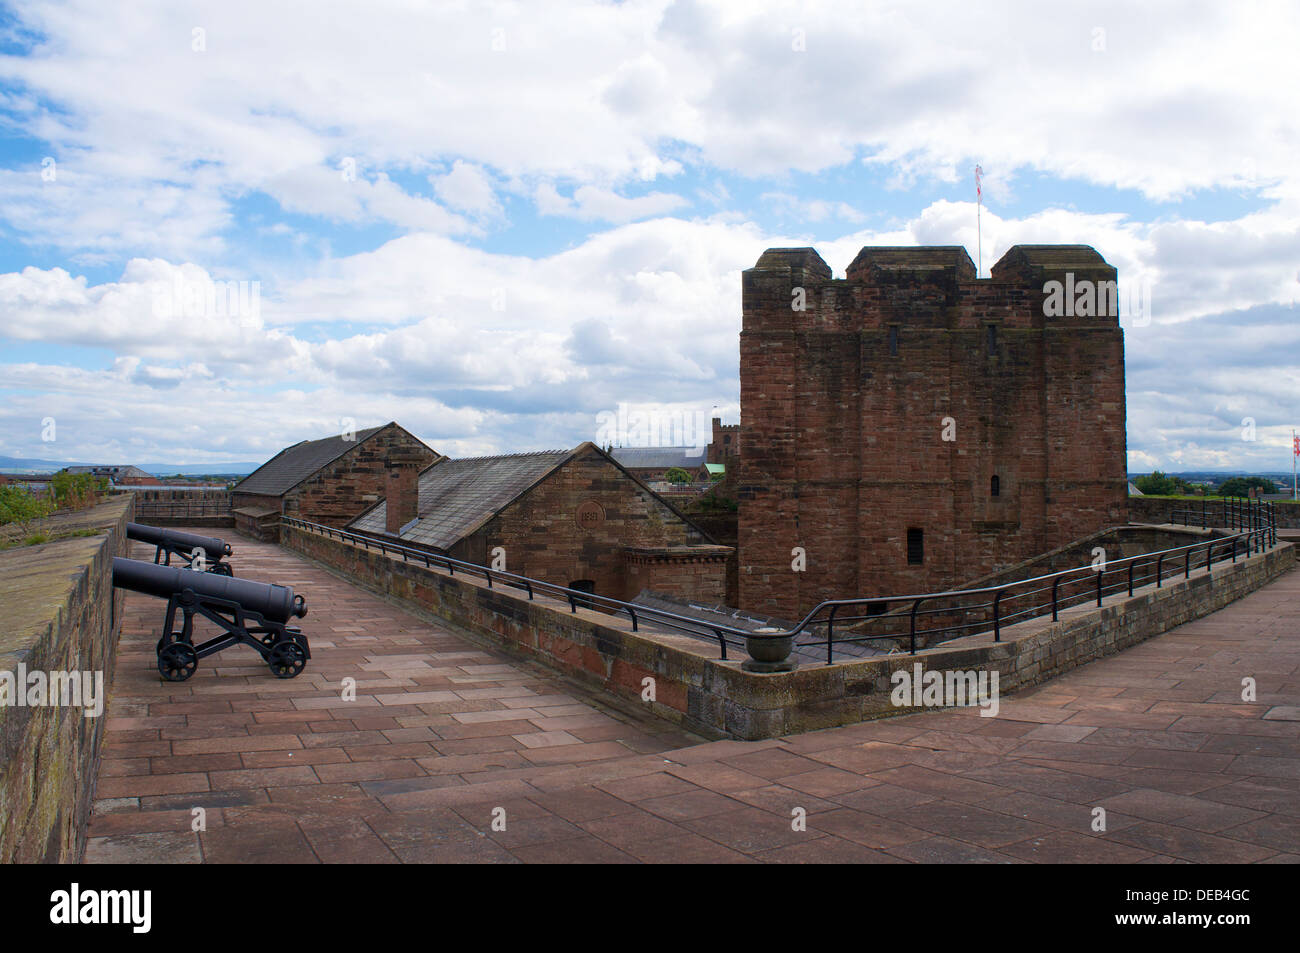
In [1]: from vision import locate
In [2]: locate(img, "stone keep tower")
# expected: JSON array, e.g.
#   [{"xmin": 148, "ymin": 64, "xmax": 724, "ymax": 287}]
[{"xmin": 736, "ymin": 244, "xmax": 1128, "ymax": 619}]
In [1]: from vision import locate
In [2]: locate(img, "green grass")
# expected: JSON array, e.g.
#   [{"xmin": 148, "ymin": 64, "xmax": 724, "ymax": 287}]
[{"xmin": 0, "ymin": 527, "xmax": 104, "ymax": 551}]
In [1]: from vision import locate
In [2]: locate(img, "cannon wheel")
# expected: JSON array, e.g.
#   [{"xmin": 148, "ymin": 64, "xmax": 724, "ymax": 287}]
[
  {"xmin": 267, "ymin": 640, "xmax": 307, "ymax": 679},
  {"xmin": 210, "ymin": 562, "xmax": 234, "ymax": 577},
  {"xmin": 158, "ymin": 642, "xmax": 198, "ymax": 682}
]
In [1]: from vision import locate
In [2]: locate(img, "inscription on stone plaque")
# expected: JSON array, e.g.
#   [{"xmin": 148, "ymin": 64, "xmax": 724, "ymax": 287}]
[{"xmin": 575, "ymin": 500, "xmax": 605, "ymax": 530}]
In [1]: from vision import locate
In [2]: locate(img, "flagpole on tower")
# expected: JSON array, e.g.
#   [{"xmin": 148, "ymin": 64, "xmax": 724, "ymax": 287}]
[
  {"xmin": 1293, "ymin": 428, "xmax": 1297, "ymax": 501},
  {"xmin": 975, "ymin": 165, "xmax": 984, "ymax": 279}
]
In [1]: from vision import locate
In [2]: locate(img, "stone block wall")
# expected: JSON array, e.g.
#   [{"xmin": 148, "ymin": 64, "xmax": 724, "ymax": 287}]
[
  {"xmin": 737, "ymin": 245, "xmax": 1129, "ymax": 619},
  {"xmin": 1129, "ymin": 495, "xmax": 1300, "ymax": 529},
  {"xmin": 128, "ymin": 487, "xmax": 232, "ymax": 528},
  {"xmin": 287, "ymin": 426, "xmax": 438, "ymax": 527},
  {"xmin": 622, "ymin": 546, "xmax": 732, "ymax": 602},
  {"xmin": 449, "ymin": 445, "xmax": 727, "ymax": 602},
  {"xmin": 0, "ymin": 494, "xmax": 131, "ymax": 862},
  {"xmin": 282, "ymin": 518, "xmax": 1292, "ymax": 740}
]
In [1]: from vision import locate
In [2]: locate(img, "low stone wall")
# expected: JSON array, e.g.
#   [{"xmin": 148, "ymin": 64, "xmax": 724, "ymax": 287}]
[
  {"xmin": 622, "ymin": 545, "xmax": 731, "ymax": 603},
  {"xmin": 128, "ymin": 487, "xmax": 233, "ymax": 528},
  {"xmin": 0, "ymin": 495, "xmax": 132, "ymax": 862},
  {"xmin": 282, "ymin": 521, "xmax": 1294, "ymax": 740},
  {"xmin": 1130, "ymin": 495, "xmax": 1300, "ymax": 528},
  {"xmin": 233, "ymin": 506, "xmax": 280, "ymax": 542}
]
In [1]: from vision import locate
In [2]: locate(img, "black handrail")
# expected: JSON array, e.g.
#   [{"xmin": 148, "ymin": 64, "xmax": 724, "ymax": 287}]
[{"xmin": 278, "ymin": 516, "xmax": 1277, "ymax": 666}]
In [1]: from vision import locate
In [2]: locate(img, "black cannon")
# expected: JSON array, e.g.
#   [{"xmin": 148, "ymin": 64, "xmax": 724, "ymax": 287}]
[
  {"xmin": 127, "ymin": 522, "xmax": 234, "ymax": 576},
  {"xmin": 112, "ymin": 556, "xmax": 310, "ymax": 681}
]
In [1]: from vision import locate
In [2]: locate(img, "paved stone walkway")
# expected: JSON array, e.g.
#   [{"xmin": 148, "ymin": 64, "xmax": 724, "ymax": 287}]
[{"xmin": 86, "ymin": 534, "xmax": 1300, "ymax": 863}]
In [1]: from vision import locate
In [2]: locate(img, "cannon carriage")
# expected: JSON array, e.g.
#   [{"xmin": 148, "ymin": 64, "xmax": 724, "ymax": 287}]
[
  {"xmin": 112, "ymin": 557, "xmax": 311, "ymax": 681},
  {"xmin": 127, "ymin": 522, "xmax": 234, "ymax": 576}
]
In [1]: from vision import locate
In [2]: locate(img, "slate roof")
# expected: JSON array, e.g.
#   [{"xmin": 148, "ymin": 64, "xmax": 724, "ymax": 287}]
[
  {"xmin": 64, "ymin": 464, "xmax": 155, "ymax": 481},
  {"xmin": 609, "ymin": 447, "xmax": 706, "ymax": 470},
  {"xmin": 234, "ymin": 425, "xmax": 385, "ymax": 497},
  {"xmin": 349, "ymin": 449, "xmax": 572, "ymax": 550}
]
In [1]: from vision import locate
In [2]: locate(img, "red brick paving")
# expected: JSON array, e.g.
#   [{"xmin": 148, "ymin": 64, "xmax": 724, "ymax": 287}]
[{"xmin": 85, "ymin": 533, "xmax": 1300, "ymax": 863}]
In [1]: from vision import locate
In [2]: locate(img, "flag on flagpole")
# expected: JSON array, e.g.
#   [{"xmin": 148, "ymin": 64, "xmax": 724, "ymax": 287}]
[
  {"xmin": 975, "ymin": 165, "xmax": 983, "ymax": 202},
  {"xmin": 1293, "ymin": 433, "xmax": 1299, "ymax": 456}
]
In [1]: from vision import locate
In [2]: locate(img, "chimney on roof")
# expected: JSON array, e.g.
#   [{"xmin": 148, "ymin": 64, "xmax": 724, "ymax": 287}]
[{"xmin": 385, "ymin": 449, "xmax": 425, "ymax": 535}]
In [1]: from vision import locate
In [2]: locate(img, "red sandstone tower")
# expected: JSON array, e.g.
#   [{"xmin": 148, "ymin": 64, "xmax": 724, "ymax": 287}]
[{"xmin": 737, "ymin": 245, "xmax": 1128, "ymax": 618}]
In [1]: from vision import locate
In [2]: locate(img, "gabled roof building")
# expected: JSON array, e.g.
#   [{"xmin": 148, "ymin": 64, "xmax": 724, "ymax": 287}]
[
  {"xmin": 231, "ymin": 421, "xmax": 439, "ymax": 540},
  {"xmin": 349, "ymin": 442, "xmax": 731, "ymax": 603}
]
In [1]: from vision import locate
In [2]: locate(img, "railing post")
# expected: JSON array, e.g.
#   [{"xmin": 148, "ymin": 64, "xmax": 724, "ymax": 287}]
[
  {"xmin": 714, "ymin": 629, "xmax": 727, "ymax": 661},
  {"xmin": 1096, "ymin": 566, "xmax": 1103, "ymax": 607},
  {"xmin": 826, "ymin": 605, "xmax": 837, "ymax": 666},
  {"xmin": 909, "ymin": 599, "xmax": 920, "ymax": 655},
  {"xmin": 992, "ymin": 590, "xmax": 1003, "ymax": 643},
  {"xmin": 1127, "ymin": 560, "xmax": 1134, "ymax": 597},
  {"xmin": 1052, "ymin": 576, "xmax": 1061, "ymax": 621},
  {"xmin": 1231, "ymin": 537, "xmax": 1236, "ymax": 563},
  {"xmin": 1184, "ymin": 550, "xmax": 1190, "ymax": 579},
  {"xmin": 1205, "ymin": 542, "xmax": 1212, "ymax": 574},
  {"xmin": 1156, "ymin": 553, "xmax": 1164, "ymax": 588},
  {"xmin": 627, "ymin": 607, "xmax": 637, "ymax": 631}
]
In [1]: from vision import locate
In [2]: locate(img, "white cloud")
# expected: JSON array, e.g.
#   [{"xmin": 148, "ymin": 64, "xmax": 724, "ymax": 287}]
[
  {"xmin": 2, "ymin": 199, "xmax": 1298, "ymax": 469},
  {"xmin": 430, "ymin": 161, "xmax": 501, "ymax": 216},
  {"xmin": 533, "ymin": 183, "xmax": 689, "ymax": 223}
]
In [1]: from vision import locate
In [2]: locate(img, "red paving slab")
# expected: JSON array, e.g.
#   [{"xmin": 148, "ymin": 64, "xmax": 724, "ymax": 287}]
[{"xmin": 85, "ymin": 533, "xmax": 1300, "ymax": 864}]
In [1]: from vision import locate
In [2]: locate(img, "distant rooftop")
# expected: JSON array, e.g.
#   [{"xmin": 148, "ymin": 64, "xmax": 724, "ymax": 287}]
[{"xmin": 609, "ymin": 447, "xmax": 707, "ymax": 470}]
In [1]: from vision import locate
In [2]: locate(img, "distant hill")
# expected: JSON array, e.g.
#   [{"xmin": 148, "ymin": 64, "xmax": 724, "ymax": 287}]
[{"xmin": 0, "ymin": 454, "xmax": 260, "ymax": 476}]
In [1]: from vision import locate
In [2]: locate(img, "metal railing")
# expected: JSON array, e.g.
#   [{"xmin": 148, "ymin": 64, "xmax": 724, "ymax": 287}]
[
  {"xmin": 1169, "ymin": 495, "xmax": 1276, "ymax": 533},
  {"xmin": 134, "ymin": 501, "xmax": 233, "ymax": 519},
  {"xmin": 280, "ymin": 516, "xmax": 1279, "ymax": 667}
]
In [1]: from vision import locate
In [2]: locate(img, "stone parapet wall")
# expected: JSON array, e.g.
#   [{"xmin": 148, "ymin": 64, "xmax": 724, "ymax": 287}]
[
  {"xmin": 282, "ymin": 520, "xmax": 1293, "ymax": 741},
  {"xmin": 1129, "ymin": 495, "xmax": 1300, "ymax": 529},
  {"xmin": 0, "ymin": 494, "xmax": 132, "ymax": 862}
]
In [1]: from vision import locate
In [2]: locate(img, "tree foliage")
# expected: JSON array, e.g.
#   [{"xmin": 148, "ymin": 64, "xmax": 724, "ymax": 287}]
[{"xmin": 1217, "ymin": 476, "xmax": 1275, "ymax": 498}]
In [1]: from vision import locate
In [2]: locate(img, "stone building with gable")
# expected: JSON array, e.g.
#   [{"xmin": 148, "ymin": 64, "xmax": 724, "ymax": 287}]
[
  {"xmin": 231, "ymin": 421, "xmax": 439, "ymax": 540},
  {"xmin": 348, "ymin": 441, "xmax": 731, "ymax": 603}
]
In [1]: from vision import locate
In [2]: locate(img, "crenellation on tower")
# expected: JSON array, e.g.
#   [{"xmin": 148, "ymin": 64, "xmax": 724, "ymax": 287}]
[{"xmin": 737, "ymin": 242, "xmax": 1129, "ymax": 618}]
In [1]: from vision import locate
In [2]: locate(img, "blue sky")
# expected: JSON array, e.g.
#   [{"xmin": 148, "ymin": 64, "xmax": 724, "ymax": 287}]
[{"xmin": 0, "ymin": 0, "xmax": 1297, "ymax": 471}]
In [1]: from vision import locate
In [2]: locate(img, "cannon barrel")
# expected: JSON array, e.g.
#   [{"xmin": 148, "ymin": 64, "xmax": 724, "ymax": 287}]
[
  {"xmin": 127, "ymin": 522, "xmax": 232, "ymax": 560},
  {"xmin": 112, "ymin": 557, "xmax": 306, "ymax": 623}
]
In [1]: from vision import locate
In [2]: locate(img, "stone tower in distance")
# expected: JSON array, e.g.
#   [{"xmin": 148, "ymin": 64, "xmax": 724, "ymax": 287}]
[{"xmin": 736, "ymin": 244, "xmax": 1128, "ymax": 619}]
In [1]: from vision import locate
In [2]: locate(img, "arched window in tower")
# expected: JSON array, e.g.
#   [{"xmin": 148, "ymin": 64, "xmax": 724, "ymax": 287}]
[{"xmin": 991, "ymin": 474, "xmax": 1000, "ymax": 497}]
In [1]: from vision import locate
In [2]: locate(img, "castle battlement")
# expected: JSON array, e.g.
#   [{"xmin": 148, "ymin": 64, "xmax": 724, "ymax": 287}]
[{"xmin": 737, "ymin": 243, "xmax": 1129, "ymax": 617}]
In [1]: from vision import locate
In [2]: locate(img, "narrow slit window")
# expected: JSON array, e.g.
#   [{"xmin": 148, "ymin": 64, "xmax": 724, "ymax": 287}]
[
  {"xmin": 906, "ymin": 528, "xmax": 924, "ymax": 565},
  {"xmin": 991, "ymin": 474, "xmax": 1000, "ymax": 497},
  {"xmin": 888, "ymin": 325, "xmax": 899, "ymax": 356},
  {"xmin": 986, "ymin": 324, "xmax": 997, "ymax": 356}
]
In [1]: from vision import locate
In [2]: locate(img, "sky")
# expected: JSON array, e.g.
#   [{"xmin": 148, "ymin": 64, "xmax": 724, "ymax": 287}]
[{"xmin": 0, "ymin": 0, "xmax": 1297, "ymax": 472}]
